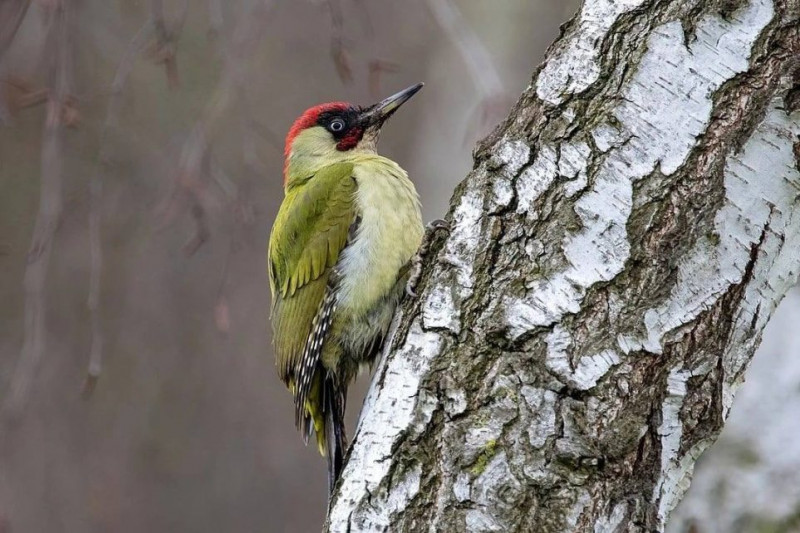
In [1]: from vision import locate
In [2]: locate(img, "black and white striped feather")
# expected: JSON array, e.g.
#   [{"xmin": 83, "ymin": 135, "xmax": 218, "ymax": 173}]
[
  {"xmin": 294, "ymin": 215, "xmax": 359, "ymax": 445},
  {"xmin": 295, "ymin": 285, "xmax": 337, "ymax": 441}
]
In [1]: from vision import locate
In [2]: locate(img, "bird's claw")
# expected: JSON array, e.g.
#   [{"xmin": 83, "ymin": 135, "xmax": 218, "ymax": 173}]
[
  {"xmin": 426, "ymin": 219, "xmax": 450, "ymax": 234},
  {"xmin": 405, "ymin": 254, "xmax": 424, "ymax": 298},
  {"xmin": 405, "ymin": 219, "xmax": 450, "ymax": 298}
]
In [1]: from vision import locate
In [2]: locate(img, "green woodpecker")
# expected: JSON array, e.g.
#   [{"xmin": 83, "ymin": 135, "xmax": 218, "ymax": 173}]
[{"xmin": 268, "ymin": 84, "xmax": 426, "ymax": 492}]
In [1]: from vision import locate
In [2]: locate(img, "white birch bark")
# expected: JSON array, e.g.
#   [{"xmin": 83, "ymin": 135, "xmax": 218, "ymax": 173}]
[
  {"xmin": 327, "ymin": 0, "xmax": 800, "ymax": 531},
  {"xmin": 669, "ymin": 288, "xmax": 800, "ymax": 532}
]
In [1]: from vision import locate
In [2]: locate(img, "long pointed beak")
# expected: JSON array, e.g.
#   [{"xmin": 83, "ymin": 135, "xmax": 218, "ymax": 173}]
[{"xmin": 361, "ymin": 83, "xmax": 424, "ymax": 127}]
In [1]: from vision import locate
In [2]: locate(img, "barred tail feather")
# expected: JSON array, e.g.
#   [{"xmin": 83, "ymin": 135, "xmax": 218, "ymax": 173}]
[
  {"xmin": 302, "ymin": 368, "xmax": 325, "ymax": 449},
  {"xmin": 294, "ymin": 288, "xmax": 336, "ymax": 437},
  {"xmin": 291, "ymin": 282, "xmax": 345, "ymax": 494},
  {"xmin": 324, "ymin": 376, "xmax": 347, "ymax": 496}
]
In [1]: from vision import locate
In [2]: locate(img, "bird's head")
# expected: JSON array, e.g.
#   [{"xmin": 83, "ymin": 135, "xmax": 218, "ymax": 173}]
[{"xmin": 283, "ymin": 83, "xmax": 423, "ymax": 186}]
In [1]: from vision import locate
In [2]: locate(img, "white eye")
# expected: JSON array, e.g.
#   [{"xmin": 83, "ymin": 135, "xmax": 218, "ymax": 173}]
[{"xmin": 330, "ymin": 119, "xmax": 345, "ymax": 132}]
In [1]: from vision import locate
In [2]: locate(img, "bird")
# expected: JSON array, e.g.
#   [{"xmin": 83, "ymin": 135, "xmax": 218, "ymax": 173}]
[{"xmin": 268, "ymin": 83, "xmax": 437, "ymax": 494}]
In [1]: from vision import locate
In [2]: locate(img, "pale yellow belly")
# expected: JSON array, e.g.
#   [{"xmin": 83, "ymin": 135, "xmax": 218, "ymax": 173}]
[{"xmin": 334, "ymin": 156, "xmax": 423, "ymax": 359}]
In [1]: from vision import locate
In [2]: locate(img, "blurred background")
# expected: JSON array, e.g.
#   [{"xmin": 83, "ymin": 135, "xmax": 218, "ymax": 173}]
[{"xmin": 0, "ymin": 1, "xmax": 797, "ymax": 532}]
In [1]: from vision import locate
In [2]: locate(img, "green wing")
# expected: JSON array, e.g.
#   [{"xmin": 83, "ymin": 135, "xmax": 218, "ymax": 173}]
[{"xmin": 268, "ymin": 162, "xmax": 356, "ymax": 384}]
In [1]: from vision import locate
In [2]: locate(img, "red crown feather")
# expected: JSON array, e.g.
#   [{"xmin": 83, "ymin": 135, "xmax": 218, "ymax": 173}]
[{"xmin": 284, "ymin": 102, "xmax": 350, "ymax": 183}]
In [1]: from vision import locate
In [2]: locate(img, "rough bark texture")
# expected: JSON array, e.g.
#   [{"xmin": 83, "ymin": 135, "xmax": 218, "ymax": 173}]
[{"xmin": 326, "ymin": 0, "xmax": 800, "ymax": 531}]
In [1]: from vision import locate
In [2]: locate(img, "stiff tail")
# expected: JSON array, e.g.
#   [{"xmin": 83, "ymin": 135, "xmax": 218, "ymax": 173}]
[
  {"xmin": 323, "ymin": 375, "xmax": 347, "ymax": 496},
  {"xmin": 297, "ymin": 363, "xmax": 347, "ymax": 495}
]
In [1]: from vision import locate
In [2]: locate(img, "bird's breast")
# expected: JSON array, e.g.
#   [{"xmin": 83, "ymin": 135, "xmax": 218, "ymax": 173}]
[{"xmin": 335, "ymin": 157, "xmax": 423, "ymax": 320}]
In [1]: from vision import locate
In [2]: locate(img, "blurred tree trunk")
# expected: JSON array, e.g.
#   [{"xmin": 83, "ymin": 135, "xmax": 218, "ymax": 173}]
[{"xmin": 326, "ymin": 0, "xmax": 800, "ymax": 531}]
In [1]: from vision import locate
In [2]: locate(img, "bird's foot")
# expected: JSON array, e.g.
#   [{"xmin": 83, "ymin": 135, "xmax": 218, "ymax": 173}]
[{"xmin": 405, "ymin": 219, "xmax": 450, "ymax": 298}]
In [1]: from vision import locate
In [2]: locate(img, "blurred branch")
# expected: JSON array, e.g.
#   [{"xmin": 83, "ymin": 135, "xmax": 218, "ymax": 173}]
[
  {"xmin": 322, "ymin": 0, "xmax": 399, "ymax": 93},
  {"xmin": 1, "ymin": 76, "xmax": 47, "ymax": 117},
  {"xmin": 82, "ymin": 20, "xmax": 155, "ymax": 397},
  {"xmin": 0, "ymin": 0, "xmax": 31, "ymax": 122},
  {"xmin": 206, "ymin": 0, "xmax": 224, "ymax": 40},
  {"xmin": 326, "ymin": 0, "xmax": 352, "ymax": 83},
  {"xmin": 350, "ymin": 0, "xmax": 373, "ymax": 40},
  {"xmin": 425, "ymin": 0, "xmax": 502, "ymax": 98},
  {"xmin": 164, "ymin": 1, "xmax": 270, "ymax": 328},
  {"xmin": 147, "ymin": 0, "xmax": 188, "ymax": 89},
  {"xmin": 425, "ymin": 0, "xmax": 509, "ymax": 136},
  {"xmin": 0, "ymin": 0, "xmax": 30, "ymax": 63},
  {"xmin": 367, "ymin": 59, "xmax": 399, "ymax": 98},
  {"xmin": 0, "ymin": 76, "xmax": 80, "ymax": 125},
  {"xmin": 160, "ymin": 0, "xmax": 275, "ymax": 255},
  {"xmin": 247, "ymin": 117, "xmax": 283, "ymax": 154},
  {"xmin": 209, "ymin": 157, "xmax": 254, "ymax": 334},
  {"xmin": 4, "ymin": 2, "xmax": 72, "ymax": 418}
]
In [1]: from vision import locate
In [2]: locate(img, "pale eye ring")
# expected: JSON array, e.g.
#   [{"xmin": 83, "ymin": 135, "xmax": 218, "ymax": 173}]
[{"xmin": 330, "ymin": 119, "xmax": 345, "ymax": 132}]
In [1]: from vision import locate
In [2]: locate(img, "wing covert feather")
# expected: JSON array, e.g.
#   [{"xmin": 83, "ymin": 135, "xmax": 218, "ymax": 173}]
[{"xmin": 268, "ymin": 162, "xmax": 356, "ymax": 381}]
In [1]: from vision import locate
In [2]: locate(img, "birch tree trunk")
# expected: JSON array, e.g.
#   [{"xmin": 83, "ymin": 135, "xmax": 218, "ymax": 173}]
[{"xmin": 327, "ymin": 0, "xmax": 800, "ymax": 531}]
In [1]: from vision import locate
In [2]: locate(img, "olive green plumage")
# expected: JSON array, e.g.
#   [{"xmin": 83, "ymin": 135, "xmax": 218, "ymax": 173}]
[
  {"xmin": 268, "ymin": 85, "xmax": 425, "ymax": 494},
  {"xmin": 269, "ymin": 162, "xmax": 356, "ymax": 378},
  {"xmin": 268, "ymin": 161, "xmax": 356, "ymax": 456}
]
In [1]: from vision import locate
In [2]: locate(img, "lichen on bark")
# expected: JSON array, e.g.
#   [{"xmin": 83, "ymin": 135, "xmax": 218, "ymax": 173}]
[{"xmin": 326, "ymin": 0, "xmax": 800, "ymax": 531}]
